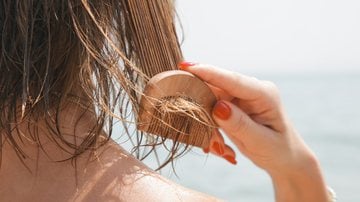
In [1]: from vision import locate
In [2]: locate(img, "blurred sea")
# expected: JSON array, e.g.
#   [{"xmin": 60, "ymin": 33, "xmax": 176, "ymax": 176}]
[{"xmin": 115, "ymin": 70, "xmax": 360, "ymax": 202}]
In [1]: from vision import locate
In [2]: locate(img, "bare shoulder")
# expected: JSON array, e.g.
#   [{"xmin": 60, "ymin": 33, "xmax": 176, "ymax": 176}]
[
  {"xmin": 73, "ymin": 140, "xmax": 222, "ymax": 202},
  {"xmin": 117, "ymin": 167, "xmax": 221, "ymax": 202}
]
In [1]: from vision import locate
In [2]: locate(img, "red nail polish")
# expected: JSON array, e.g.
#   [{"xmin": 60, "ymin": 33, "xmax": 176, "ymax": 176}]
[
  {"xmin": 178, "ymin": 61, "xmax": 196, "ymax": 70},
  {"xmin": 224, "ymin": 155, "xmax": 237, "ymax": 165},
  {"xmin": 203, "ymin": 147, "xmax": 210, "ymax": 153},
  {"xmin": 213, "ymin": 101, "xmax": 231, "ymax": 120},
  {"xmin": 211, "ymin": 142, "xmax": 224, "ymax": 155}
]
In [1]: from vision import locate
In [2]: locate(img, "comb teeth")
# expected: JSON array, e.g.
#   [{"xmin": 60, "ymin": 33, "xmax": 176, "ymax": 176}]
[
  {"xmin": 146, "ymin": 96, "xmax": 213, "ymax": 148},
  {"xmin": 137, "ymin": 70, "xmax": 218, "ymax": 149}
]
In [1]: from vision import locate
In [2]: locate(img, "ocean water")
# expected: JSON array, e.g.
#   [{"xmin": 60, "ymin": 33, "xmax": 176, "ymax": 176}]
[{"xmin": 115, "ymin": 71, "xmax": 360, "ymax": 201}]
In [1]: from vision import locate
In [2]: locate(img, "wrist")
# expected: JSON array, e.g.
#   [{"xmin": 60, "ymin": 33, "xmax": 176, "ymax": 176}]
[
  {"xmin": 267, "ymin": 127, "xmax": 320, "ymax": 178},
  {"xmin": 269, "ymin": 155, "xmax": 329, "ymax": 202},
  {"xmin": 269, "ymin": 147, "xmax": 320, "ymax": 178}
]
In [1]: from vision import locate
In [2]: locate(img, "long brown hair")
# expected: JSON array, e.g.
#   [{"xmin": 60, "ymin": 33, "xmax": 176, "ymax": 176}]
[{"xmin": 0, "ymin": 0, "xmax": 185, "ymax": 169}]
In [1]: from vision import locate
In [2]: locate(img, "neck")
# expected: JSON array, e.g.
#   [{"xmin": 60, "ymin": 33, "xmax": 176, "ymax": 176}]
[
  {"xmin": 0, "ymin": 101, "xmax": 108, "ymax": 187},
  {"xmin": 0, "ymin": 99, "xmax": 161, "ymax": 201}
]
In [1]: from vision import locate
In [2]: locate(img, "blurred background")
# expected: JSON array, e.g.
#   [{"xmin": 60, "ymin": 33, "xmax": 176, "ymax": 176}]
[{"xmin": 118, "ymin": 0, "xmax": 360, "ymax": 201}]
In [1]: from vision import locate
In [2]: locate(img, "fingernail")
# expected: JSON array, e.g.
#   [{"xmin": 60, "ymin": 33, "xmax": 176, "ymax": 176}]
[
  {"xmin": 213, "ymin": 101, "xmax": 231, "ymax": 120},
  {"xmin": 223, "ymin": 155, "xmax": 237, "ymax": 165},
  {"xmin": 203, "ymin": 147, "xmax": 210, "ymax": 153},
  {"xmin": 178, "ymin": 61, "xmax": 196, "ymax": 70},
  {"xmin": 211, "ymin": 142, "xmax": 224, "ymax": 155}
]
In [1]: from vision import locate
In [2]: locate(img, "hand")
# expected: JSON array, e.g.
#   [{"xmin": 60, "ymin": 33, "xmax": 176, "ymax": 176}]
[
  {"xmin": 179, "ymin": 62, "xmax": 312, "ymax": 173},
  {"xmin": 179, "ymin": 62, "xmax": 329, "ymax": 202}
]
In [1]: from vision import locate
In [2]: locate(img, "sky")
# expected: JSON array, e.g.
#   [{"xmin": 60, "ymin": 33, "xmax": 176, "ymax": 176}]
[{"xmin": 176, "ymin": 0, "xmax": 360, "ymax": 73}]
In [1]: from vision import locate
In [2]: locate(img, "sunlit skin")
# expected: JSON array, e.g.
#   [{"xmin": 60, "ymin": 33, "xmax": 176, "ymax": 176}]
[
  {"xmin": 0, "ymin": 63, "xmax": 330, "ymax": 201},
  {"xmin": 179, "ymin": 62, "xmax": 330, "ymax": 202}
]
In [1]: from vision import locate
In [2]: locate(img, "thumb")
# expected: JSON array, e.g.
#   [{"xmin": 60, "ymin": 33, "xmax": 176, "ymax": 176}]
[{"xmin": 212, "ymin": 100, "xmax": 269, "ymax": 149}]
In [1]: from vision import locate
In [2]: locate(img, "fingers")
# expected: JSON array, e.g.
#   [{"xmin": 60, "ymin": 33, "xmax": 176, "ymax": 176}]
[
  {"xmin": 221, "ymin": 144, "xmax": 237, "ymax": 165},
  {"xmin": 179, "ymin": 63, "xmax": 265, "ymax": 101},
  {"xmin": 212, "ymin": 100, "xmax": 274, "ymax": 150},
  {"xmin": 178, "ymin": 62, "xmax": 285, "ymax": 132},
  {"xmin": 203, "ymin": 129, "xmax": 237, "ymax": 165},
  {"xmin": 208, "ymin": 84, "xmax": 234, "ymax": 101}
]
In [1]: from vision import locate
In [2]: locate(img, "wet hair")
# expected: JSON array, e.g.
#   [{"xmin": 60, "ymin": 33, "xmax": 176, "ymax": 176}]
[{"xmin": 0, "ymin": 0, "xmax": 188, "ymax": 169}]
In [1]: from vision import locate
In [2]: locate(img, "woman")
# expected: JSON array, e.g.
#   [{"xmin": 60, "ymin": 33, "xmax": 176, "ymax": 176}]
[{"xmin": 0, "ymin": 1, "xmax": 333, "ymax": 201}]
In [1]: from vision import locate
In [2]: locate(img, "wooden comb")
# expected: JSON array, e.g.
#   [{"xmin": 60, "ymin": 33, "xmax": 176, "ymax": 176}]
[{"xmin": 137, "ymin": 70, "xmax": 217, "ymax": 148}]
